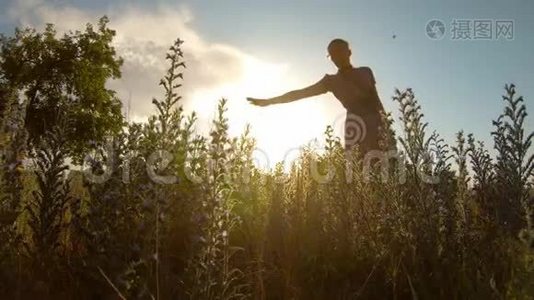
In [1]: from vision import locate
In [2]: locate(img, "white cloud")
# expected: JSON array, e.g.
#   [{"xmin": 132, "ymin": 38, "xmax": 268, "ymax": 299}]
[
  {"xmin": 6, "ymin": 1, "xmax": 251, "ymax": 119},
  {"xmin": 5, "ymin": 0, "xmax": 340, "ymax": 167}
]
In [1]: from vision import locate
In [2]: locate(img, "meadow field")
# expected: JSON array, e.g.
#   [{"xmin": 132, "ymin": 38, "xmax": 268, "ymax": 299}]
[{"xmin": 0, "ymin": 19, "xmax": 533, "ymax": 299}]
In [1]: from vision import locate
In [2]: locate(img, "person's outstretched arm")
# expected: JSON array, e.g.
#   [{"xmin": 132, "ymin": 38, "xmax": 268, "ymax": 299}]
[{"xmin": 247, "ymin": 77, "xmax": 327, "ymax": 107}]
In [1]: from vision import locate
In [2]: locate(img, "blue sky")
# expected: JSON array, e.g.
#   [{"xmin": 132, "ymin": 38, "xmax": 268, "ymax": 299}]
[
  {"xmin": 189, "ymin": 0, "xmax": 534, "ymax": 142},
  {"xmin": 1, "ymin": 0, "xmax": 533, "ymax": 165}
]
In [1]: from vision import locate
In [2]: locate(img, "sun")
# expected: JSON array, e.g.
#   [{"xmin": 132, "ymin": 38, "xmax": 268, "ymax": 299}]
[{"xmin": 187, "ymin": 55, "xmax": 335, "ymax": 169}]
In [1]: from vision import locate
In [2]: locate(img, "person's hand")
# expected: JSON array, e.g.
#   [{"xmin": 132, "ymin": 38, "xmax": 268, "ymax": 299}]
[{"xmin": 247, "ymin": 97, "xmax": 273, "ymax": 107}]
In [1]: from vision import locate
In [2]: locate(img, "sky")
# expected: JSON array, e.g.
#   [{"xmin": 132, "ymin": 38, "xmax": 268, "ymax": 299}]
[{"xmin": 1, "ymin": 0, "xmax": 533, "ymax": 168}]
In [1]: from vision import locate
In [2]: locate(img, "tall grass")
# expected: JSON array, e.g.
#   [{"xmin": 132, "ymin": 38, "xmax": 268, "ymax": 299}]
[{"xmin": 0, "ymin": 38, "xmax": 533, "ymax": 299}]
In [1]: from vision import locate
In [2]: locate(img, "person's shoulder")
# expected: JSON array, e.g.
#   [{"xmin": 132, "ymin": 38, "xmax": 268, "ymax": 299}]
[
  {"xmin": 356, "ymin": 66, "xmax": 374, "ymax": 74},
  {"xmin": 318, "ymin": 73, "xmax": 334, "ymax": 91},
  {"xmin": 322, "ymin": 73, "xmax": 335, "ymax": 79},
  {"xmin": 319, "ymin": 73, "xmax": 334, "ymax": 83},
  {"xmin": 356, "ymin": 66, "xmax": 375, "ymax": 83}
]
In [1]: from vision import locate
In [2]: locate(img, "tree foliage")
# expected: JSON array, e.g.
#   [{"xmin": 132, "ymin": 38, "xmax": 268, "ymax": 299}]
[{"xmin": 0, "ymin": 16, "xmax": 123, "ymax": 161}]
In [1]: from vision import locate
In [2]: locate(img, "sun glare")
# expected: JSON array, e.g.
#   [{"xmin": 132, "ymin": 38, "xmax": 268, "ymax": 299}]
[{"xmin": 187, "ymin": 55, "xmax": 334, "ymax": 169}]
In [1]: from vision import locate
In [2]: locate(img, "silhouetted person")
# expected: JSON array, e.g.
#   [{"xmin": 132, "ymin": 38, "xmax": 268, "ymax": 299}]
[{"xmin": 248, "ymin": 38, "xmax": 387, "ymax": 156}]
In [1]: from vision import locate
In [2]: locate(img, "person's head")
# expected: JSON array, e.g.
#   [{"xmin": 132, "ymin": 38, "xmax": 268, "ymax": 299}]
[{"xmin": 327, "ymin": 38, "xmax": 352, "ymax": 69}]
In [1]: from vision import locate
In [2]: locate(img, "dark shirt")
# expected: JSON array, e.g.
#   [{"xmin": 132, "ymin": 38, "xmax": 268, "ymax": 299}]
[
  {"xmin": 318, "ymin": 66, "xmax": 383, "ymax": 115},
  {"xmin": 313, "ymin": 66, "xmax": 385, "ymax": 152}
]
